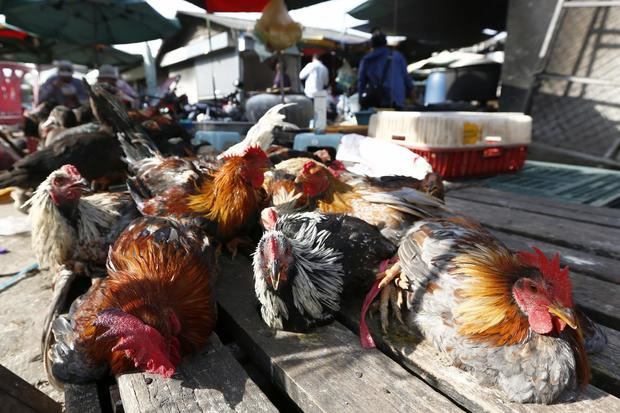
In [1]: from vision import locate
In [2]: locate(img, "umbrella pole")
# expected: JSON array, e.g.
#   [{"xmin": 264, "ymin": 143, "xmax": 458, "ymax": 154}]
[
  {"xmin": 206, "ymin": 15, "xmax": 217, "ymax": 101},
  {"xmin": 278, "ymin": 52, "xmax": 285, "ymax": 104}
]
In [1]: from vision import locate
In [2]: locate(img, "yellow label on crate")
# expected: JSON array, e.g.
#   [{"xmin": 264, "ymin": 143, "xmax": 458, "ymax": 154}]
[{"xmin": 463, "ymin": 122, "xmax": 482, "ymax": 145}]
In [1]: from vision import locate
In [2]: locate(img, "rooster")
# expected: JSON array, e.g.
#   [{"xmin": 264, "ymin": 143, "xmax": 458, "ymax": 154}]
[
  {"xmin": 88, "ymin": 80, "xmax": 271, "ymax": 250},
  {"xmin": 253, "ymin": 208, "xmax": 395, "ymax": 331},
  {"xmin": 361, "ymin": 217, "xmax": 606, "ymax": 404},
  {"xmin": 29, "ymin": 165, "xmax": 140, "ymax": 364},
  {"xmin": 127, "ymin": 146, "xmax": 269, "ymax": 250},
  {"xmin": 48, "ymin": 217, "xmax": 217, "ymax": 386},
  {"xmin": 28, "ymin": 164, "xmax": 138, "ymax": 274},
  {"xmin": 291, "ymin": 160, "xmax": 446, "ymax": 243}
]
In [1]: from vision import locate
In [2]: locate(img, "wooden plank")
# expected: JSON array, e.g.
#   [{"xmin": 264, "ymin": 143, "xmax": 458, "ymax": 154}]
[
  {"xmin": 487, "ymin": 229, "xmax": 620, "ymax": 285},
  {"xmin": 117, "ymin": 334, "xmax": 277, "ymax": 413},
  {"xmin": 216, "ymin": 256, "xmax": 462, "ymax": 413},
  {"xmin": 64, "ymin": 383, "xmax": 103, "ymax": 413},
  {"xmin": 591, "ymin": 326, "xmax": 620, "ymax": 397},
  {"xmin": 447, "ymin": 186, "xmax": 620, "ymax": 227},
  {"xmin": 0, "ymin": 364, "xmax": 61, "ymax": 413},
  {"xmin": 445, "ymin": 196, "xmax": 620, "ymax": 259},
  {"xmin": 338, "ymin": 299, "xmax": 620, "ymax": 413}
]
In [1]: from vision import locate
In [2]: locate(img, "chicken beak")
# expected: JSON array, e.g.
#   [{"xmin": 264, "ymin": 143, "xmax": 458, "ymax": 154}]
[
  {"xmin": 548, "ymin": 305, "xmax": 578, "ymax": 330},
  {"xmin": 70, "ymin": 177, "xmax": 91, "ymax": 191},
  {"xmin": 270, "ymin": 260, "xmax": 281, "ymax": 291}
]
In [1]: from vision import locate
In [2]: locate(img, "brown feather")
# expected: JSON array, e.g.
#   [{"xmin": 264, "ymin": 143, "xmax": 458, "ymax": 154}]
[
  {"xmin": 186, "ymin": 156, "xmax": 264, "ymax": 240},
  {"xmin": 453, "ymin": 247, "xmax": 531, "ymax": 346},
  {"xmin": 73, "ymin": 221, "xmax": 216, "ymax": 375}
]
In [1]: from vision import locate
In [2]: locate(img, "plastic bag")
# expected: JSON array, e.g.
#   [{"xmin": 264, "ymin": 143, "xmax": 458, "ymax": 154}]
[{"xmin": 255, "ymin": 0, "xmax": 302, "ymax": 52}]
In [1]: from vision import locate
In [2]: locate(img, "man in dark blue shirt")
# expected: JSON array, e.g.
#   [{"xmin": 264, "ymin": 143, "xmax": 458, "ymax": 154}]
[{"xmin": 358, "ymin": 30, "xmax": 413, "ymax": 109}]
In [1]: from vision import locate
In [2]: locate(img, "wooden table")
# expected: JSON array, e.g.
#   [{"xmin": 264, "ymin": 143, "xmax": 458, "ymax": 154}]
[{"xmin": 59, "ymin": 185, "xmax": 620, "ymax": 412}]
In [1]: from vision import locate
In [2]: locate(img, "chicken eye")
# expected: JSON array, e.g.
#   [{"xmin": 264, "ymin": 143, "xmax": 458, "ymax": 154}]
[
  {"xmin": 52, "ymin": 177, "xmax": 65, "ymax": 186},
  {"xmin": 529, "ymin": 282, "xmax": 538, "ymax": 293}
]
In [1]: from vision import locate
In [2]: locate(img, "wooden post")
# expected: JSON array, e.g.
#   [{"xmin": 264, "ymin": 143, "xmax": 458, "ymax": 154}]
[{"xmin": 0, "ymin": 364, "xmax": 61, "ymax": 413}]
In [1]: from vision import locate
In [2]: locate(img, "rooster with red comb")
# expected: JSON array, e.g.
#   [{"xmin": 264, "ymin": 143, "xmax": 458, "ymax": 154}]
[
  {"xmin": 361, "ymin": 216, "xmax": 607, "ymax": 404},
  {"xmin": 48, "ymin": 217, "xmax": 217, "ymax": 385}
]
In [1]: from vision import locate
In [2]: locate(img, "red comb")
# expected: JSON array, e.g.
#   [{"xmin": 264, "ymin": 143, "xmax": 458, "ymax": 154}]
[
  {"xmin": 517, "ymin": 247, "xmax": 573, "ymax": 307},
  {"xmin": 302, "ymin": 160, "xmax": 318, "ymax": 174},
  {"xmin": 242, "ymin": 146, "xmax": 268, "ymax": 159},
  {"xmin": 60, "ymin": 164, "xmax": 81, "ymax": 177}
]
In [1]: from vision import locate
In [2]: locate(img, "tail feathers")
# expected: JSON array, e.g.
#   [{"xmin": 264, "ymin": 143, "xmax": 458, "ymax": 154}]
[
  {"xmin": 48, "ymin": 315, "xmax": 106, "ymax": 387},
  {"xmin": 359, "ymin": 188, "xmax": 444, "ymax": 218},
  {"xmin": 126, "ymin": 177, "xmax": 151, "ymax": 213},
  {"xmin": 0, "ymin": 169, "xmax": 26, "ymax": 189},
  {"xmin": 118, "ymin": 131, "xmax": 160, "ymax": 166}
]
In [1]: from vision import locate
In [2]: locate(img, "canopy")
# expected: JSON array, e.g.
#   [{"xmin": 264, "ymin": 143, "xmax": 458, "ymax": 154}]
[
  {"xmin": 349, "ymin": 0, "xmax": 507, "ymax": 49},
  {"xmin": 189, "ymin": 0, "xmax": 326, "ymax": 12},
  {"xmin": 2, "ymin": 0, "xmax": 180, "ymax": 45}
]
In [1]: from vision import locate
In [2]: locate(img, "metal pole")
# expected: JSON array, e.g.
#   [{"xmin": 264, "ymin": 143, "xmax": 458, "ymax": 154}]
[
  {"xmin": 564, "ymin": 1, "xmax": 620, "ymax": 7},
  {"xmin": 278, "ymin": 52, "xmax": 285, "ymax": 103},
  {"xmin": 206, "ymin": 15, "xmax": 217, "ymax": 100},
  {"xmin": 539, "ymin": 0, "xmax": 566, "ymax": 59}
]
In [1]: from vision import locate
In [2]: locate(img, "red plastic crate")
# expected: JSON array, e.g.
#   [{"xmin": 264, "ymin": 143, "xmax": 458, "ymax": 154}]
[{"xmin": 403, "ymin": 144, "xmax": 528, "ymax": 179}]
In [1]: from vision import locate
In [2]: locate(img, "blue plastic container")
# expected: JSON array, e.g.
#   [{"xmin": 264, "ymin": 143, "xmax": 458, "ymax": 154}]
[
  {"xmin": 192, "ymin": 131, "xmax": 242, "ymax": 152},
  {"xmin": 354, "ymin": 110, "xmax": 375, "ymax": 126},
  {"xmin": 293, "ymin": 133, "xmax": 343, "ymax": 152}
]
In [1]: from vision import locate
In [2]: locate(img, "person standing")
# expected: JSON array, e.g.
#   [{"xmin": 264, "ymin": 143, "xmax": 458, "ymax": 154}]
[
  {"xmin": 97, "ymin": 64, "xmax": 139, "ymax": 108},
  {"xmin": 299, "ymin": 54, "xmax": 329, "ymax": 98},
  {"xmin": 272, "ymin": 62, "xmax": 291, "ymax": 89},
  {"xmin": 38, "ymin": 60, "xmax": 88, "ymax": 109},
  {"xmin": 358, "ymin": 29, "xmax": 413, "ymax": 109}
]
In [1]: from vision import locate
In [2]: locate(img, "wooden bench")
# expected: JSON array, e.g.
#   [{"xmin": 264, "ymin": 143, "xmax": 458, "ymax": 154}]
[
  {"xmin": 63, "ymin": 185, "xmax": 620, "ymax": 412},
  {"xmin": 0, "ymin": 364, "xmax": 61, "ymax": 413}
]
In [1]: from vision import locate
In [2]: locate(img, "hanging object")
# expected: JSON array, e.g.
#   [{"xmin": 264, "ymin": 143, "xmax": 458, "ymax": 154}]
[
  {"xmin": 254, "ymin": 0, "xmax": 302, "ymax": 52},
  {"xmin": 205, "ymin": 0, "xmax": 270, "ymax": 12}
]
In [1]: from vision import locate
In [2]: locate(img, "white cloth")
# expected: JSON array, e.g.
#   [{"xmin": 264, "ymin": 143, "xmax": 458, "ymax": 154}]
[{"xmin": 299, "ymin": 59, "xmax": 329, "ymax": 98}]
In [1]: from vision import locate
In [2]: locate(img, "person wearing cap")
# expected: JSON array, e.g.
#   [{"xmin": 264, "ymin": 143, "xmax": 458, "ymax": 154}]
[
  {"xmin": 97, "ymin": 64, "xmax": 139, "ymax": 108},
  {"xmin": 38, "ymin": 60, "xmax": 88, "ymax": 109},
  {"xmin": 358, "ymin": 29, "xmax": 414, "ymax": 110}
]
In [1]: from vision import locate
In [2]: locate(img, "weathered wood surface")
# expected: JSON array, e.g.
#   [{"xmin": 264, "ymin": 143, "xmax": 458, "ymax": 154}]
[
  {"xmin": 216, "ymin": 256, "xmax": 462, "ymax": 413},
  {"xmin": 448, "ymin": 187, "xmax": 620, "ymax": 228},
  {"xmin": 445, "ymin": 196, "xmax": 620, "ymax": 260},
  {"xmin": 592, "ymin": 326, "xmax": 620, "ymax": 396},
  {"xmin": 0, "ymin": 364, "xmax": 61, "ymax": 413},
  {"xmin": 64, "ymin": 383, "xmax": 103, "ymax": 413},
  {"xmin": 487, "ymin": 229, "xmax": 620, "ymax": 285},
  {"xmin": 338, "ymin": 298, "xmax": 620, "ymax": 413},
  {"xmin": 117, "ymin": 334, "xmax": 276, "ymax": 413}
]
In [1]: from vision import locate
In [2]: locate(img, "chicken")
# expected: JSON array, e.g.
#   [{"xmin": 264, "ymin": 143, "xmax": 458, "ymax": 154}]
[
  {"xmin": 218, "ymin": 103, "xmax": 298, "ymax": 159},
  {"xmin": 48, "ymin": 217, "xmax": 217, "ymax": 386},
  {"xmin": 39, "ymin": 105, "xmax": 78, "ymax": 145},
  {"xmin": 0, "ymin": 130, "xmax": 125, "ymax": 192},
  {"xmin": 29, "ymin": 165, "xmax": 140, "ymax": 367},
  {"xmin": 87, "ymin": 79, "xmax": 269, "ymax": 251},
  {"xmin": 292, "ymin": 160, "xmax": 446, "ymax": 243},
  {"xmin": 253, "ymin": 208, "xmax": 396, "ymax": 331},
  {"xmin": 361, "ymin": 217, "xmax": 606, "ymax": 404},
  {"xmin": 28, "ymin": 164, "xmax": 138, "ymax": 273},
  {"xmin": 135, "ymin": 146, "xmax": 269, "ymax": 253}
]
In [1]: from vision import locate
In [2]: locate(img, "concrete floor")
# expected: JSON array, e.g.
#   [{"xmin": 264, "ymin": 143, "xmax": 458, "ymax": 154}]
[{"xmin": 0, "ymin": 202, "xmax": 63, "ymax": 403}]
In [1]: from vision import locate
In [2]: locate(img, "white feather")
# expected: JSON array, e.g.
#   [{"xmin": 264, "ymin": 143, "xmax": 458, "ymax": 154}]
[{"xmin": 218, "ymin": 103, "xmax": 298, "ymax": 159}]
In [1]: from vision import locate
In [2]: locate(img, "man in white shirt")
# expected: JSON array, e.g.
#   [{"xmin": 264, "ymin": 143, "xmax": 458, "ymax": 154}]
[{"xmin": 299, "ymin": 54, "xmax": 329, "ymax": 98}]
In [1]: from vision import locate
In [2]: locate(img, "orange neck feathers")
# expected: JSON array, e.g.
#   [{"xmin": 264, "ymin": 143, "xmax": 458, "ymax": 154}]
[
  {"xmin": 186, "ymin": 157, "xmax": 263, "ymax": 240},
  {"xmin": 452, "ymin": 247, "xmax": 530, "ymax": 346}
]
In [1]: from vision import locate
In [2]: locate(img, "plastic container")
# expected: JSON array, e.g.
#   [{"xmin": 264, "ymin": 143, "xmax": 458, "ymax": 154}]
[
  {"xmin": 402, "ymin": 143, "xmax": 527, "ymax": 179},
  {"xmin": 293, "ymin": 133, "xmax": 343, "ymax": 152},
  {"xmin": 192, "ymin": 131, "xmax": 241, "ymax": 152},
  {"xmin": 354, "ymin": 110, "xmax": 375, "ymax": 126}
]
